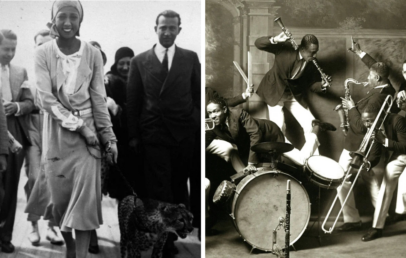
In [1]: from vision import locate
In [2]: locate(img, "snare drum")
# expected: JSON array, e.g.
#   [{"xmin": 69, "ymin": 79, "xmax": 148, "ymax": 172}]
[
  {"xmin": 230, "ymin": 168, "xmax": 310, "ymax": 251},
  {"xmin": 304, "ymin": 156, "xmax": 344, "ymax": 189}
]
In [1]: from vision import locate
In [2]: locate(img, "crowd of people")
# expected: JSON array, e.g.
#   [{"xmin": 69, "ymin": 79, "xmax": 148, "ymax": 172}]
[{"xmin": 0, "ymin": 0, "xmax": 200, "ymax": 257}]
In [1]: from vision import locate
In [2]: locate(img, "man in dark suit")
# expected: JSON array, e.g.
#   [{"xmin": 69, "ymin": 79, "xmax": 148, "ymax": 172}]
[
  {"xmin": 127, "ymin": 10, "xmax": 200, "ymax": 257},
  {"xmin": 336, "ymin": 47, "xmax": 398, "ymax": 232},
  {"xmin": 0, "ymin": 29, "xmax": 34, "ymax": 253},
  {"xmin": 345, "ymin": 41, "xmax": 406, "ymax": 224},
  {"xmin": 357, "ymin": 100, "xmax": 406, "ymax": 241},
  {"xmin": 206, "ymin": 98, "xmax": 328, "ymax": 171},
  {"xmin": 255, "ymin": 32, "xmax": 331, "ymax": 152}
]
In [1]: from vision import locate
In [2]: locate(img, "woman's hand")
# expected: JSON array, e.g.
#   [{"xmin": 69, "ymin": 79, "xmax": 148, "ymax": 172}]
[
  {"xmin": 78, "ymin": 125, "xmax": 99, "ymax": 146},
  {"xmin": 109, "ymin": 142, "xmax": 118, "ymax": 164}
]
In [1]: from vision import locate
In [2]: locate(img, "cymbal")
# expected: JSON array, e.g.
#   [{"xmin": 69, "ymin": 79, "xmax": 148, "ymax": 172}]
[{"xmin": 251, "ymin": 142, "xmax": 294, "ymax": 154}]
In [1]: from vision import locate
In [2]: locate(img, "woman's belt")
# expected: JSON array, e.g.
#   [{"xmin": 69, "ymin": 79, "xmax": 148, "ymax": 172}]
[{"xmin": 72, "ymin": 108, "xmax": 92, "ymax": 116}]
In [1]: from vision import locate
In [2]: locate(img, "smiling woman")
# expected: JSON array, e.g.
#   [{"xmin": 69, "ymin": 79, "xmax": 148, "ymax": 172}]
[{"xmin": 34, "ymin": 1, "xmax": 118, "ymax": 257}]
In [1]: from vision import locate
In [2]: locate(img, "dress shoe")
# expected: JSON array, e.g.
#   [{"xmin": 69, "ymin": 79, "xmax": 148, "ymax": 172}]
[
  {"xmin": 312, "ymin": 119, "xmax": 337, "ymax": 131},
  {"xmin": 362, "ymin": 228, "xmax": 382, "ymax": 242},
  {"xmin": 336, "ymin": 221, "xmax": 362, "ymax": 231},
  {"xmin": 387, "ymin": 213, "xmax": 406, "ymax": 225},
  {"xmin": 0, "ymin": 241, "xmax": 15, "ymax": 253},
  {"xmin": 46, "ymin": 227, "xmax": 64, "ymax": 246}
]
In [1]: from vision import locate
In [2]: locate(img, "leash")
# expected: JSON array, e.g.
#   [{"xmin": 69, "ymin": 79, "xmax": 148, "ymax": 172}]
[{"xmin": 86, "ymin": 144, "xmax": 138, "ymax": 198}]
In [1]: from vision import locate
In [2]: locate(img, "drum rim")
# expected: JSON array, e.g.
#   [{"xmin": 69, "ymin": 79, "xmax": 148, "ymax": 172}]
[
  {"xmin": 230, "ymin": 169, "xmax": 311, "ymax": 251},
  {"xmin": 305, "ymin": 155, "xmax": 344, "ymax": 181}
]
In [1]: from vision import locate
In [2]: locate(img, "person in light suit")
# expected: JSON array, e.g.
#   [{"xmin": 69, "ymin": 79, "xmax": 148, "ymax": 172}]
[
  {"xmin": 0, "ymin": 29, "xmax": 34, "ymax": 253},
  {"xmin": 127, "ymin": 10, "xmax": 200, "ymax": 258},
  {"xmin": 0, "ymin": 98, "xmax": 8, "ymax": 207}
]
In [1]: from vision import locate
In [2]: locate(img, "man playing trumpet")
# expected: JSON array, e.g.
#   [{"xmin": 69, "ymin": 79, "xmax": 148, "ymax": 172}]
[{"xmin": 255, "ymin": 32, "xmax": 334, "ymax": 155}]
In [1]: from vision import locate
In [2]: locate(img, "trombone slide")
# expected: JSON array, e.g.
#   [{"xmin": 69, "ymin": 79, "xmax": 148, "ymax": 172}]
[{"xmin": 321, "ymin": 95, "xmax": 393, "ymax": 234}]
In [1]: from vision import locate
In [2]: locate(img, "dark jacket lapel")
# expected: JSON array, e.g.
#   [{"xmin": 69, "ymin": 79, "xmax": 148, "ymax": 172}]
[
  {"xmin": 160, "ymin": 45, "xmax": 184, "ymax": 95},
  {"xmin": 142, "ymin": 45, "xmax": 167, "ymax": 84}
]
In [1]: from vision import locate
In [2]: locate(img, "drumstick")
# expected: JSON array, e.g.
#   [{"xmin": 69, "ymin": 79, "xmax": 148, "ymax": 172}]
[{"xmin": 285, "ymin": 180, "xmax": 291, "ymax": 258}]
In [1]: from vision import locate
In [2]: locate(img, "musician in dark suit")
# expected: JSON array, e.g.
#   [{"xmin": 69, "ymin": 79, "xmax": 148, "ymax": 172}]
[
  {"xmin": 127, "ymin": 10, "xmax": 200, "ymax": 256},
  {"xmin": 255, "ymin": 32, "xmax": 330, "ymax": 151},
  {"xmin": 348, "ymin": 41, "xmax": 406, "ymax": 222},
  {"xmin": 337, "ymin": 61, "xmax": 396, "ymax": 232},
  {"xmin": 358, "ymin": 100, "xmax": 406, "ymax": 241},
  {"xmin": 206, "ymin": 98, "xmax": 329, "ymax": 172},
  {"xmin": 0, "ymin": 29, "xmax": 34, "ymax": 253}
]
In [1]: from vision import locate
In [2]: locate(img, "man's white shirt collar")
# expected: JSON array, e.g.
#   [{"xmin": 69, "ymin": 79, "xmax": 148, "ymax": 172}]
[
  {"xmin": 154, "ymin": 43, "xmax": 176, "ymax": 71},
  {"xmin": 375, "ymin": 84, "xmax": 388, "ymax": 89},
  {"xmin": 298, "ymin": 51, "xmax": 304, "ymax": 60}
]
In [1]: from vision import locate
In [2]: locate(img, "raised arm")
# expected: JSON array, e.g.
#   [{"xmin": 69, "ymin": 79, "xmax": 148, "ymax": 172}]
[{"xmin": 255, "ymin": 32, "xmax": 292, "ymax": 55}]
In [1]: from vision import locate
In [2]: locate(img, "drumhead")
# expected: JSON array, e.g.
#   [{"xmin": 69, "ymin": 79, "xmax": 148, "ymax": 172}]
[
  {"xmin": 231, "ymin": 168, "xmax": 310, "ymax": 251},
  {"xmin": 306, "ymin": 156, "xmax": 344, "ymax": 180}
]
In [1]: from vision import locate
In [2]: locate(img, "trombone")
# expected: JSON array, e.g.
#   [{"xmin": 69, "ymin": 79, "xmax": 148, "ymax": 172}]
[{"xmin": 321, "ymin": 95, "xmax": 393, "ymax": 234}]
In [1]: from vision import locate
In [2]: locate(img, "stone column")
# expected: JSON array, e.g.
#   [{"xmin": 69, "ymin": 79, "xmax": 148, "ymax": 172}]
[{"xmin": 240, "ymin": 0, "xmax": 280, "ymax": 118}]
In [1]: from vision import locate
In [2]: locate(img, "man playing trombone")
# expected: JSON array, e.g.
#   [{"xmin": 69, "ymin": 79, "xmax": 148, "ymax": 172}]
[
  {"xmin": 338, "ymin": 61, "xmax": 396, "ymax": 232},
  {"xmin": 255, "ymin": 32, "xmax": 334, "ymax": 155},
  {"xmin": 360, "ymin": 98, "xmax": 406, "ymax": 241},
  {"xmin": 348, "ymin": 40, "xmax": 406, "ymax": 223}
]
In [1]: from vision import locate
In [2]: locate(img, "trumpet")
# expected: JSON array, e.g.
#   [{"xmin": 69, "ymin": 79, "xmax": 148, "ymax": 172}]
[
  {"xmin": 274, "ymin": 17, "xmax": 298, "ymax": 50},
  {"xmin": 322, "ymin": 95, "xmax": 393, "ymax": 234},
  {"xmin": 205, "ymin": 118, "xmax": 215, "ymax": 131}
]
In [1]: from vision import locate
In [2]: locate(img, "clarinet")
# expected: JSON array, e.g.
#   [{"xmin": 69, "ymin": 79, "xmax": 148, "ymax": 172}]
[
  {"xmin": 312, "ymin": 59, "xmax": 332, "ymax": 88},
  {"xmin": 285, "ymin": 180, "xmax": 291, "ymax": 258}
]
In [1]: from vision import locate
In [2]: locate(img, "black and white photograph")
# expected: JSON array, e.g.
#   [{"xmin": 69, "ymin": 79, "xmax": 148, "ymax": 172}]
[
  {"xmin": 205, "ymin": 0, "xmax": 406, "ymax": 257},
  {"xmin": 0, "ymin": 0, "xmax": 201, "ymax": 257}
]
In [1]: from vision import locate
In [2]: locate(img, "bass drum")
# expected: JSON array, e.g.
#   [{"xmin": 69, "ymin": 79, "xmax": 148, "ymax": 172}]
[{"xmin": 231, "ymin": 168, "xmax": 310, "ymax": 251}]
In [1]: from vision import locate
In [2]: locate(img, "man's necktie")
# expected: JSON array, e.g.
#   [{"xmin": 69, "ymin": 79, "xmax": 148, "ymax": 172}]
[
  {"xmin": 1, "ymin": 65, "xmax": 12, "ymax": 102},
  {"xmin": 162, "ymin": 48, "xmax": 169, "ymax": 75}
]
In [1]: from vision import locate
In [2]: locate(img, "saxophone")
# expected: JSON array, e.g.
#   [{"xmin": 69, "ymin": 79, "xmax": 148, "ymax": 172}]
[{"xmin": 334, "ymin": 78, "xmax": 368, "ymax": 136}]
